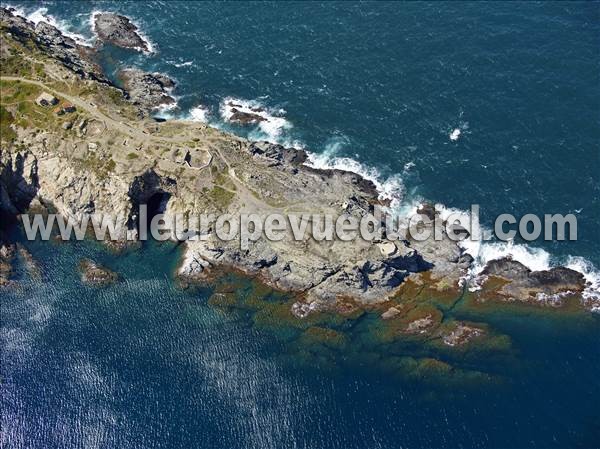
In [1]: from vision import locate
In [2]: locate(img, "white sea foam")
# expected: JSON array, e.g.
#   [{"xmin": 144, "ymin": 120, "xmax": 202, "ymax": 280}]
[
  {"xmin": 431, "ymin": 202, "xmax": 600, "ymax": 308},
  {"xmin": 187, "ymin": 104, "xmax": 210, "ymax": 123},
  {"xmin": 219, "ymin": 97, "xmax": 293, "ymax": 144},
  {"xmin": 8, "ymin": 6, "xmax": 94, "ymax": 46},
  {"xmin": 306, "ymin": 136, "xmax": 404, "ymax": 207},
  {"xmin": 403, "ymin": 161, "xmax": 416, "ymax": 171},
  {"xmin": 449, "ymin": 121, "xmax": 469, "ymax": 141},
  {"xmin": 172, "ymin": 61, "xmax": 193, "ymax": 68},
  {"xmin": 565, "ymin": 256, "xmax": 600, "ymax": 312},
  {"xmin": 152, "ymin": 101, "xmax": 180, "ymax": 121}
]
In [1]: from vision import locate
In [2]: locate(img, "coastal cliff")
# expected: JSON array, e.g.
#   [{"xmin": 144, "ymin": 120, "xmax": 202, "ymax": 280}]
[{"xmin": 0, "ymin": 7, "xmax": 596, "ymax": 321}]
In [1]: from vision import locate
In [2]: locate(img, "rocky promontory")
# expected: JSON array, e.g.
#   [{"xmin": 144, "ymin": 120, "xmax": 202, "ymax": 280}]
[
  {"xmin": 1, "ymin": 7, "xmax": 598, "ymax": 318},
  {"xmin": 93, "ymin": 12, "xmax": 150, "ymax": 52}
]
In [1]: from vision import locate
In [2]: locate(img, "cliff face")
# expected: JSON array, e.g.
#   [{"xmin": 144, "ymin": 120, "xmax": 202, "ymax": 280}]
[{"xmin": 0, "ymin": 7, "xmax": 594, "ymax": 314}]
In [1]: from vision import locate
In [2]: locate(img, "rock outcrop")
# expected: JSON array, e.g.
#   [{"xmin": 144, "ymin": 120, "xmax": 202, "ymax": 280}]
[
  {"xmin": 227, "ymin": 103, "xmax": 267, "ymax": 125},
  {"xmin": 480, "ymin": 257, "xmax": 586, "ymax": 305},
  {"xmin": 93, "ymin": 12, "xmax": 150, "ymax": 52},
  {"xmin": 79, "ymin": 258, "xmax": 119, "ymax": 286},
  {"xmin": 118, "ymin": 68, "xmax": 176, "ymax": 112},
  {"xmin": 0, "ymin": 8, "xmax": 108, "ymax": 83}
]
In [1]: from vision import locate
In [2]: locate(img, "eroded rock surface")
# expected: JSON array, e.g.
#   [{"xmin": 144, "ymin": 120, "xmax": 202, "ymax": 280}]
[
  {"xmin": 480, "ymin": 257, "xmax": 586, "ymax": 306},
  {"xmin": 93, "ymin": 12, "xmax": 149, "ymax": 52},
  {"xmin": 118, "ymin": 68, "xmax": 176, "ymax": 112}
]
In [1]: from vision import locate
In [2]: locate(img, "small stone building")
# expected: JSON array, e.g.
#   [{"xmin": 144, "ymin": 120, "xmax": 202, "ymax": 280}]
[
  {"xmin": 35, "ymin": 92, "xmax": 58, "ymax": 107},
  {"xmin": 55, "ymin": 102, "xmax": 76, "ymax": 115}
]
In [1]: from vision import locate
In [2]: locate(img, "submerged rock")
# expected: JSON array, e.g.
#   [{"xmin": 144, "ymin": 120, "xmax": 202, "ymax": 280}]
[
  {"xmin": 0, "ymin": 242, "xmax": 15, "ymax": 286},
  {"xmin": 78, "ymin": 258, "xmax": 119, "ymax": 286},
  {"xmin": 381, "ymin": 306, "xmax": 401, "ymax": 320},
  {"xmin": 406, "ymin": 315, "xmax": 435, "ymax": 334},
  {"xmin": 93, "ymin": 12, "xmax": 149, "ymax": 52},
  {"xmin": 17, "ymin": 244, "xmax": 41, "ymax": 280},
  {"xmin": 442, "ymin": 323, "xmax": 484, "ymax": 347}
]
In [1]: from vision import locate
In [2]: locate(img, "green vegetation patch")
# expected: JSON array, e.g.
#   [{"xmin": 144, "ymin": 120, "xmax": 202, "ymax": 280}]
[{"xmin": 0, "ymin": 105, "xmax": 16, "ymax": 142}]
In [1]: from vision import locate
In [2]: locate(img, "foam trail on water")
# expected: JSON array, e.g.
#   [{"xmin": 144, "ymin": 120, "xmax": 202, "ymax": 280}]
[{"xmin": 167, "ymin": 60, "xmax": 194, "ymax": 68}]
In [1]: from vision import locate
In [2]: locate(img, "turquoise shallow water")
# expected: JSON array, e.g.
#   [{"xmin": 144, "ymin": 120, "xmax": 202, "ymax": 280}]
[{"xmin": 2, "ymin": 2, "xmax": 600, "ymax": 448}]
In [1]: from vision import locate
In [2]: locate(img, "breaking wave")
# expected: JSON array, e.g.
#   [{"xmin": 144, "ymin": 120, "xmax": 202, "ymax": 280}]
[
  {"xmin": 219, "ymin": 97, "xmax": 293, "ymax": 144},
  {"xmin": 431, "ymin": 204, "xmax": 600, "ymax": 305},
  {"xmin": 187, "ymin": 104, "xmax": 210, "ymax": 123},
  {"xmin": 566, "ymin": 256, "xmax": 600, "ymax": 311},
  {"xmin": 306, "ymin": 135, "xmax": 405, "ymax": 207}
]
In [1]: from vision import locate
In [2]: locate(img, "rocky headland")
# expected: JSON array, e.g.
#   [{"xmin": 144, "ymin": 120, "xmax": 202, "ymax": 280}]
[{"xmin": 0, "ymin": 7, "xmax": 597, "ymax": 342}]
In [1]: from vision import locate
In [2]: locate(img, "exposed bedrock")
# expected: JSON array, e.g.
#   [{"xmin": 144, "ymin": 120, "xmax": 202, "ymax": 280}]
[
  {"xmin": 92, "ymin": 12, "xmax": 149, "ymax": 52},
  {"xmin": 1, "ymin": 8, "xmax": 109, "ymax": 84},
  {"xmin": 480, "ymin": 257, "xmax": 586, "ymax": 303},
  {"xmin": 117, "ymin": 68, "xmax": 176, "ymax": 112}
]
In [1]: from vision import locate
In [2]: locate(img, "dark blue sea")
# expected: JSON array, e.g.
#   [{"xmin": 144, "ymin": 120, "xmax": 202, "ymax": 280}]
[{"xmin": 2, "ymin": 2, "xmax": 600, "ymax": 448}]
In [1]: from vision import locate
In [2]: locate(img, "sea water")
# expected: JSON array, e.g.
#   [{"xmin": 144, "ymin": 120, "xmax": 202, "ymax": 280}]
[{"xmin": 2, "ymin": 2, "xmax": 599, "ymax": 448}]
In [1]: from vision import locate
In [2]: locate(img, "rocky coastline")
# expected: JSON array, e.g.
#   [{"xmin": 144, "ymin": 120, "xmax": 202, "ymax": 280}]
[{"xmin": 1, "ymin": 6, "xmax": 598, "ymax": 326}]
